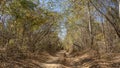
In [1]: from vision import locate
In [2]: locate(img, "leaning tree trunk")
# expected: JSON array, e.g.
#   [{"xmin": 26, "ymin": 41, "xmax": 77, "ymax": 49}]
[{"xmin": 90, "ymin": 0, "xmax": 120, "ymax": 38}]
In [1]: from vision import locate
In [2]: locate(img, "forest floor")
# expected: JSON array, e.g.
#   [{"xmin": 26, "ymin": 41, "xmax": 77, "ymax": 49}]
[{"xmin": 0, "ymin": 49, "xmax": 120, "ymax": 68}]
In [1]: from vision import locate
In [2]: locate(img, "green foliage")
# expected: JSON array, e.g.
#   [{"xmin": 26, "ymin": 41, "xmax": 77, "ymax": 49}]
[
  {"xmin": 20, "ymin": 0, "xmax": 37, "ymax": 10},
  {"xmin": 0, "ymin": 0, "xmax": 61, "ymax": 54},
  {"xmin": 0, "ymin": 0, "xmax": 120, "ymax": 63}
]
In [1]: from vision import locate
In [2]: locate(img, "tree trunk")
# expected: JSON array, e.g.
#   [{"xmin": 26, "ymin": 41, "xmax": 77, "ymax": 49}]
[{"xmin": 88, "ymin": 2, "xmax": 93, "ymax": 48}]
